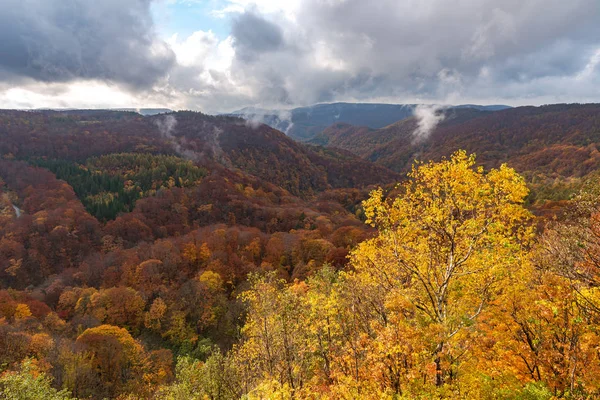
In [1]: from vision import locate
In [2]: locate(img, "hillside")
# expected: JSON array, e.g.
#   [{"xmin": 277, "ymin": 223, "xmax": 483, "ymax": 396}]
[
  {"xmin": 0, "ymin": 110, "xmax": 398, "ymax": 198},
  {"xmin": 316, "ymin": 104, "xmax": 600, "ymax": 203},
  {"xmin": 150, "ymin": 111, "xmax": 399, "ymax": 195},
  {"xmin": 4, "ymin": 0, "xmax": 600, "ymax": 397}
]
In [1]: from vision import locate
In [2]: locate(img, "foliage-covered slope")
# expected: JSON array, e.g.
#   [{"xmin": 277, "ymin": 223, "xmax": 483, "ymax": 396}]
[
  {"xmin": 316, "ymin": 104, "xmax": 600, "ymax": 203},
  {"xmin": 0, "ymin": 110, "xmax": 398, "ymax": 198},
  {"xmin": 156, "ymin": 111, "xmax": 399, "ymax": 196}
]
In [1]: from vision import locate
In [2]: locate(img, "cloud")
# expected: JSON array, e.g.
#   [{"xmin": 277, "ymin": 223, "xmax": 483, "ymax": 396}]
[
  {"xmin": 0, "ymin": 81, "xmax": 145, "ymax": 110},
  {"xmin": 576, "ymin": 49, "xmax": 600, "ymax": 81},
  {"xmin": 0, "ymin": 0, "xmax": 175, "ymax": 89},
  {"xmin": 155, "ymin": 114, "xmax": 178, "ymax": 139},
  {"xmin": 173, "ymin": 0, "xmax": 600, "ymax": 112},
  {"xmin": 1, "ymin": 0, "xmax": 600, "ymax": 112},
  {"xmin": 167, "ymin": 31, "xmax": 220, "ymax": 67},
  {"xmin": 236, "ymin": 108, "xmax": 294, "ymax": 134},
  {"xmin": 155, "ymin": 114, "xmax": 199, "ymax": 160},
  {"xmin": 412, "ymin": 105, "xmax": 446, "ymax": 143},
  {"xmin": 231, "ymin": 10, "xmax": 285, "ymax": 61},
  {"xmin": 211, "ymin": 0, "xmax": 301, "ymax": 19}
]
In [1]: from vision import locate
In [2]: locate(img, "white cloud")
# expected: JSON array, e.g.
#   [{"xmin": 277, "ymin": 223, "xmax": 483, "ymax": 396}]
[
  {"xmin": 211, "ymin": 0, "xmax": 301, "ymax": 19},
  {"xmin": 413, "ymin": 104, "xmax": 446, "ymax": 142},
  {"xmin": 167, "ymin": 30, "xmax": 234, "ymax": 72},
  {"xmin": 576, "ymin": 48, "xmax": 600, "ymax": 81},
  {"xmin": 0, "ymin": 81, "xmax": 144, "ymax": 110}
]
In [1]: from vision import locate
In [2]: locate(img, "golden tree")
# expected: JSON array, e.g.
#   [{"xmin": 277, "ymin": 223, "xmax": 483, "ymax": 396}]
[
  {"xmin": 75, "ymin": 324, "xmax": 147, "ymax": 398},
  {"xmin": 349, "ymin": 150, "xmax": 532, "ymax": 391},
  {"xmin": 235, "ymin": 273, "xmax": 310, "ymax": 394}
]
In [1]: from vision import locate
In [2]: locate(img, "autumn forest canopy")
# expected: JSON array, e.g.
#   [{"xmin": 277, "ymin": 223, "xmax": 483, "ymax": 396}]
[{"xmin": 2, "ymin": 106, "xmax": 600, "ymax": 399}]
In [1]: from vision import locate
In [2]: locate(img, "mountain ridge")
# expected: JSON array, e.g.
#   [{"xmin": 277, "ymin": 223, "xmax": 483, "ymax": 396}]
[
  {"xmin": 313, "ymin": 103, "xmax": 600, "ymax": 205},
  {"xmin": 227, "ymin": 102, "xmax": 512, "ymax": 141}
]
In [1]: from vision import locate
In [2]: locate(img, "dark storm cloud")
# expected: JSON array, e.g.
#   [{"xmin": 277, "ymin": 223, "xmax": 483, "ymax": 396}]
[
  {"xmin": 231, "ymin": 10, "xmax": 284, "ymax": 62},
  {"xmin": 0, "ymin": 0, "xmax": 175, "ymax": 89}
]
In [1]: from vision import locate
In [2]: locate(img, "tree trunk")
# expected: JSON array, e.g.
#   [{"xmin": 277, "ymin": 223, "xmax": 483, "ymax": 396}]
[
  {"xmin": 435, "ymin": 355, "xmax": 443, "ymax": 386},
  {"xmin": 434, "ymin": 342, "xmax": 444, "ymax": 386}
]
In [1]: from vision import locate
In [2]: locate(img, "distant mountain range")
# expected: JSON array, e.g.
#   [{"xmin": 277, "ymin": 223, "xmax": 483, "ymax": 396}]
[{"xmin": 227, "ymin": 102, "xmax": 512, "ymax": 141}]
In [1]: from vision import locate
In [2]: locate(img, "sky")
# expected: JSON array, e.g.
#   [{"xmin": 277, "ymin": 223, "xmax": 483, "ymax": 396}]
[{"xmin": 0, "ymin": 0, "xmax": 599, "ymax": 114}]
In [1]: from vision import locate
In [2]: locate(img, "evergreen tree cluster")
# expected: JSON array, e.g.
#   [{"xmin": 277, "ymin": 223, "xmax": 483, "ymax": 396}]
[{"xmin": 29, "ymin": 154, "xmax": 207, "ymax": 221}]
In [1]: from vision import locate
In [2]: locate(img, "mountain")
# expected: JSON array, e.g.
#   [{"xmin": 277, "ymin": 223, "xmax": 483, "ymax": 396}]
[
  {"xmin": 0, "ymin": 109, "xmax": 397, "ymax": 198},
  {"xmin": 310, "ymin": 107, "xmax": 489, "ymax": 156},
  {"xmin": 0, "ymin": 108, "xmax": 395, "ymax": 287},
  {"xmin": 146, "ymin": 111, "xmax": 399, "ymax": 196},
  {"xmin": 314, "ymin": 103, "xmax": 600, "ymax": 204},
  {"xmin": 453, "ymin": 104, "xmax": 513, "ymax": 111},
  {"xmin": 228, "ymin": 102, "xmax": 512, "ymax": 141}
]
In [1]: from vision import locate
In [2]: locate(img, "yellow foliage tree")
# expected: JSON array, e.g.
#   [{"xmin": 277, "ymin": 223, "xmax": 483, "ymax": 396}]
[
  {"xmin": 144, "ymin": 298, "xmax": 168, "ymax": 332},
  {"xmin": 13, "ymin": 304, "xmax": 32, "ymax": 320},
  {"xmin": 348, "ymin": 150, "xmax": 533, "ymax": 391}
]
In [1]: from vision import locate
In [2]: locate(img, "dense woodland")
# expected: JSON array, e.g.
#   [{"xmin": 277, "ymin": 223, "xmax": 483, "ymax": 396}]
[{"xmin": 1, "ymin": 107, "xmax": 600, "ymax": 399}]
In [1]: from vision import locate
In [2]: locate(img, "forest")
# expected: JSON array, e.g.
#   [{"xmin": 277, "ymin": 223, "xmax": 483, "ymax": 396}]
[
  {"xmin": 1, "ymin": 108, "xmax": 600, "ymax": 399},
  {"xmin": 314, "ymin": 104, "xmax": 600, "ymax": 210}
]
